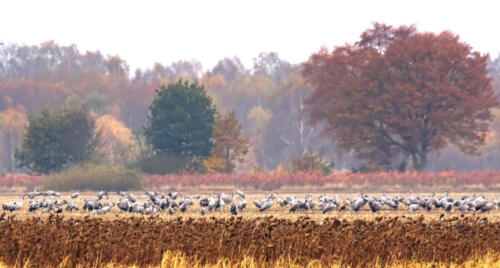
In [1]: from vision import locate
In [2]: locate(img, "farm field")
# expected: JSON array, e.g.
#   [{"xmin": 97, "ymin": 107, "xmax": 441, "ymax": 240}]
[
  {"xmin": 0, "ymin": 190, "xmax": 499, "ymax": 267},
  {"xmin": 0, "ymin": 213, "xmax": 499, "ymax": 267},
  {"xmin": 1, "ymin": 191, "xmax": 500, "ymax": 221}
]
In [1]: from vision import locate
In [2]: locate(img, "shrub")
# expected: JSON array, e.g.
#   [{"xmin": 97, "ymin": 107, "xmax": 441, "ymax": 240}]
[
  {"xmin": 351, "ymin": 163, "xmax": 380, "ymax": 173},
  {"xmin": 42, "ymin": 164, "xmax": 142, "ymax": 191},
  {"xmin": 203, "ymin": 156, "xmax": 227, "ymax": 174},
  {"xmin": 183, "ymin": 157, "xmax": 207, "ymax": 174},
  {"xmin": 134, "ymin": 152, "xmax": 192, "ymax": 174},
  {"xmin": 289, "ymin": 152, "xmax": 334, "ymax": 175}
]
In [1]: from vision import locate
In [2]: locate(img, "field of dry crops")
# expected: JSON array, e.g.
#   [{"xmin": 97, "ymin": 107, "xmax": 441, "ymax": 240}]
[
  {"xmin": 0, "ymin": 213, "xmax": 499, "ymax": 267},
  {"xmin": 0, "ymin": 191, "xmax": 499, "ymax": 267}
]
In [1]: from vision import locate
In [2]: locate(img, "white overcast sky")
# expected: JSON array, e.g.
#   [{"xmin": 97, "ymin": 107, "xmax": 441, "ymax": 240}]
[{"xmin": 1, "ymin": 0, "xmax": 499, "ymax": 71}]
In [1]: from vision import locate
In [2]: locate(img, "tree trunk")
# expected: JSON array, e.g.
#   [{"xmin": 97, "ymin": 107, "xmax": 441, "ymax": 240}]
[
  {"xmin": 397, "ymin": 154, "xmax": 409, "ymax": 172},
  {"xmin": 412, "ymin": 152, "xmax": 427, "ymax": 171},
  {"xmin": 8, "ymin": 131, "xmax": 14, "ymax": 173}
]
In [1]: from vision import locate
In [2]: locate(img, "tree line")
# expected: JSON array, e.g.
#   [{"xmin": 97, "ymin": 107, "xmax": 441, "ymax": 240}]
[{"xmin": 2, "ymin": 23, "xmax": 500, "ymax": 174}]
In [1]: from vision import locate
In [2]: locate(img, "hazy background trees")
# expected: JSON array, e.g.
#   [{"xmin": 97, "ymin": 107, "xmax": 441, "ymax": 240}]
[{"xmin": 2, "ymin": 24, "xmax": 500, "ymax": 174}]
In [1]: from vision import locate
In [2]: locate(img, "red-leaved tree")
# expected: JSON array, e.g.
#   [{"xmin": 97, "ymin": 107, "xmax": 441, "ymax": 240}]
[{"xmin": 302, "ymin": 23, "xmax": 499, "ymax": 171}]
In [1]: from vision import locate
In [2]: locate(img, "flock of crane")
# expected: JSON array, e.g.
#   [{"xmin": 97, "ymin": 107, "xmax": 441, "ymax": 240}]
[{"xmin": 2, "ymin": 189, "xmax": 499, "ymax": 215}]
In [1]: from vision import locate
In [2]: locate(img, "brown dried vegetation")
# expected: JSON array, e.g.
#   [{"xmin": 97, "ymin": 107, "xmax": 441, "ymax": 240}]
[{"xmin": 0, "ymin": 214, "xmax": 498, "ymax": 267}]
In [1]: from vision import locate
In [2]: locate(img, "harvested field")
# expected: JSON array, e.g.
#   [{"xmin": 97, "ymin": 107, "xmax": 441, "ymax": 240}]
[{"xmin": 0, "ymin": 214, "xmax": 499, "ymax": 267}]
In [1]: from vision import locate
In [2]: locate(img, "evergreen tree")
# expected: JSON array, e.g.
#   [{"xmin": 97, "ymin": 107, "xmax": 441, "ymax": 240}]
[{"xmin": 145, "ymin": 80, "xmax": 216, "ymax": 157}]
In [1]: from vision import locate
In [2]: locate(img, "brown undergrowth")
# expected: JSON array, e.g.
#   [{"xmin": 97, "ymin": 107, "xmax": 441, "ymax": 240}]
[{"xmin": 0, "ymin": 213, "xmax": 498, "ymax": 267}]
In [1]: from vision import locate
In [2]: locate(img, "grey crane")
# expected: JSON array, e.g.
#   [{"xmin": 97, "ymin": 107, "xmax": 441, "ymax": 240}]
[
  {"xmin": 259, "ymin": 200, "xmax": 273, "ymax": 212},
  {"xmin": 481, "ymin": 203, "xmax": 494, "ymax": 212},
  {"xmin": 117, "ymin": 198, "xmax": 130, "ymax": 212},
  {"xmin": 127, "ymin": 193, "xmax": 137, "ymax": 203},
  {"xmin": 168, "ymin": 206, "xmax": 175, "ymax": 215},
  {"xmin": 168, "ymin": 191, "xmax": 179, "ymax": 200},
  {"xmin": 27, "ymin": 188, "xmax": 42, "ymax": 199},
  {"xmin": 368, "ymin": 200, "xmax": 383, "ymax": 212},
  {"xmin": 230, "ymin": 201, "xmax": 238, "ymax": 215},
  {"xmin": 97, "ymin": 191, "xmax": 108, "ymax": 200},
  {"xmin": 409, "ymin": 204, "xmax": 420, "ymax": 212},
  {"xmin": 237, "ymin": 199, "xmax": 247, "ymax": 211},
  {"xmin": 352, "ymin": 196, "xmax": 368, "ymax": 212},
  {"xmin": 322, "ymin": 202, "xmax": 337, "ymax": 214},
  {"xmin": 71, "ymin": 190, "xmax": 80, "ymax": 199},
  {"xmin": 66, "ymin": 201, "xmax": 79, "ymax": 212},
  {"xmin": 236, "ymin": 188, "xmax": 245, "ymax": 199},
  {"xmin": 289, "ymin": 200, "xmax": 301, "ymax": 213},
  {"xmin": 3, "ymin": 201, "xmax": 23, "ymax": 212}
]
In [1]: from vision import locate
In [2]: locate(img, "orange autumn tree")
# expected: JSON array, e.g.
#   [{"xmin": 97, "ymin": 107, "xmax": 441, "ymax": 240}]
[
  {"xmin": 302, "ymin": 23, "xmax": 498, "ymax": 171},
  {"xmin": 206, "ymin": 110, "xmax": 250, "ymax": 173}
]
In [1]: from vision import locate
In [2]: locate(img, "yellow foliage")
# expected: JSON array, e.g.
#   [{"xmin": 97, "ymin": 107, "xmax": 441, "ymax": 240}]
[
  {"xmin": 199, "ymin": 74, "xmax": 227, "ymax": 109},
  {"xmin": 199, "ymin": 73, "xmax": 227, "ymax": 93},
  {"xmin": 247, "ymin": 106, "xmax": 271, "ymax": 135},
  {"xmin": 203, "ymin": 156, "xmax": 227, "ymax": 174},
  {"xmin": 1, "ymin": 107, "xmax": 27, "ymax": 133},
  {"xmin": 94, "ymin": 114, "xmax": 139, "ymax": 165},
  {"xmin": 275, "ymin": 164, "xmax": 285, "ymax": 174}
]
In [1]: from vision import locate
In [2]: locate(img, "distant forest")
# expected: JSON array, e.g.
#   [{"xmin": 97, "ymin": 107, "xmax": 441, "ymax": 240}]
[{"xmin": 1, "ymin": 40, "xmax": 500, "ymax": 173}]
